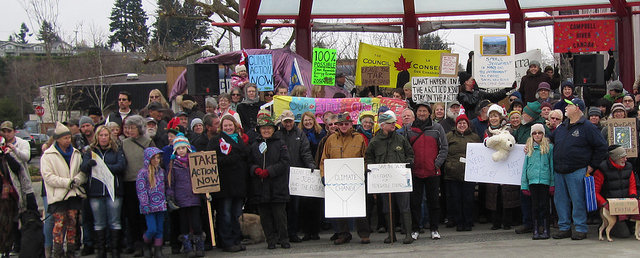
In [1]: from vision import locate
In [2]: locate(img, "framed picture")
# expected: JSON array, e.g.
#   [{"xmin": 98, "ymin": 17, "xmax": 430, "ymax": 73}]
[{"xmin": 480, "ymin": 35, "xmax": 511, "ymax": 56}]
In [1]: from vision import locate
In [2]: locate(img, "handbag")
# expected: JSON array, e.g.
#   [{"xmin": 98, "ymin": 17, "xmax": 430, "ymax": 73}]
[{"xmin": 584, "ymin": 174, "xmax": 598, "ymax": 212}]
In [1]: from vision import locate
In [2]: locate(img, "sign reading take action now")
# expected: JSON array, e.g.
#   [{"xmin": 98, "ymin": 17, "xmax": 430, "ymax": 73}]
[{"xmin": 189, "ymin": 151, "xmax": 220, "ymax": 194}]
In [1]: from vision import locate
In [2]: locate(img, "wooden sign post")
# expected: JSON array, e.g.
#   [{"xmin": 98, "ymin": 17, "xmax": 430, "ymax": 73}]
[{"xmin": 189, "ymin": 151, "xmax": 221, "ymax": 246}]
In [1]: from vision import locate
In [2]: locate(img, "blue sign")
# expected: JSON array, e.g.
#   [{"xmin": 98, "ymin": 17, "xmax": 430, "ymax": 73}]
[{"xmin": 248, "ymin": 54, "xmax": 274, "ymax": 91}]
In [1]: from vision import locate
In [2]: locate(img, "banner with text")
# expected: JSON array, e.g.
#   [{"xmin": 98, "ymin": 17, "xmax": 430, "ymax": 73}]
[
  {"xmin": 248, "ymin": 54, "xmax": 274, "ymax": 91},
  {"xmin": 367, "ymin": 163, "xmax": 413, "ymax": 194},
  {"xmin": 189, "ymin": 151, "xmax": 221, "ymax": 194},
  {"xmin": 514, "ymin": 49, "xmax": 542, "ymax": 88},
  {"xmin": 312, "ymin": 48, "xmax": 337, "ymax": 86},
  {"xmin": 473, "ymin": 34, "xmax": 515, "ymax": 89},
  {"xmin": 554, "ymin": 20, "xmax": 616, "ymax": 53},
  {"xmin": 324, "ymin": 158, "xmax": 366, "ymax": 218},
  {"xmin": 273, "ymin": 95, "xmax": 408, "ymax": 125},
  {"xmin": 356, "ymin": 42, "xmax": 450, "ymax": 88},
  {"xmin": 464, "ymin": 143, "xmax": 524, "ymax": 185},
  {"xmin": 412, "ymin": 77, "xmax": 459, "ymax": 103},
  {"xmin": 289, "ymin": 167, "xmax": 325, "ymax": 198}
]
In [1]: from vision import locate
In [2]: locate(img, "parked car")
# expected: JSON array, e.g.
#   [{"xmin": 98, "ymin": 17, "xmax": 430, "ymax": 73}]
[{"xmin": 15, "ymin": 129, "xmax": 39, "ymax": 160}]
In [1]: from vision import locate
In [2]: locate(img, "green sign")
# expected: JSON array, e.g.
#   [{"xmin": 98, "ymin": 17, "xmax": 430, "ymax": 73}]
[{"xmin": 312, "ymin": 48, "xmax": 337, "ymax": 86}]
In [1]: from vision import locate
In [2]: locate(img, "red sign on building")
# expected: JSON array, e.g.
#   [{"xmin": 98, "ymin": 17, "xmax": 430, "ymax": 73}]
[{"xmin": 553, "ymin": 20, "xmax": 616, "ymax": 53}]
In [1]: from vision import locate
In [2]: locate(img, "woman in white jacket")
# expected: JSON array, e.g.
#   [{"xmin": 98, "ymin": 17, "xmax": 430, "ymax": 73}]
[{"xmin": 40, "ymin": 122, "xmax": 86, "ymax": 258}]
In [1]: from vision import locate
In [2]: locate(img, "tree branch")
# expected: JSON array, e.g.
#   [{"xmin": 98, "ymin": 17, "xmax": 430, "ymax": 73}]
[{"xmin": 143, "ymin": 45, "xmax": 220, "ymax": 63}]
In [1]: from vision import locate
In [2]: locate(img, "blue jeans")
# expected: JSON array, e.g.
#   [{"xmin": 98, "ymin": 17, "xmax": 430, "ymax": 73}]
[
  {"xmin": 144, "ymin": 212, "xmax": 165, "ymax": 240},
  {"xmin": 215, "ymin": 197, "xmax": 243, "ymax": 247},
  {"xmin": 43, "ymin": 197, "xmax": 54, "ymax": 248},
  {"xmin": 89, "ymin": 196, "xmax": 123, "ymax": 230},
  {"xmin": 554, "ymin": 168, "xmax": 588, "ymax": 233}
]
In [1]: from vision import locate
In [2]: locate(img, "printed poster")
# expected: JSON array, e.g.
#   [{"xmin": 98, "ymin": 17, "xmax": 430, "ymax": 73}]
[{"xmin": 324, "ymin": 158, "xmax": 366, "ymax": 218}]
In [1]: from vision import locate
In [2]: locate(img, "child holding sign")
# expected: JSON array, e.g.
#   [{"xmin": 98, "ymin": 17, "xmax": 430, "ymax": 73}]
[
  {"xmin": 167, "ymin": 136, "xmax": 205, "ymax": 257},
  {"xmin": 136, "ymin": 147, "xmax": 167, "ymax": 257}
]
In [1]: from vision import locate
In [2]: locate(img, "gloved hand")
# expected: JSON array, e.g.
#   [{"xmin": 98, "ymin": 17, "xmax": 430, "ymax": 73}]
[
  {"xmin": 310, "ymin": 169, "xmax": 314, "ymax": 174},
  {"xmin": 608, "ymin": 48, "xmax": 614, "ymax": 56},
  {"xmin": 26, "ymin": 193, "xmax": 38, "ymax": 211},
  {"xmin": 405, "ymin": 163, "xmax": 413, "ymax": 169},
  {"xmin": 321, "ymin": 177, "xmax": 325, "ymax": 186},
  {"xmin": 68, "ymin": 179, "xmax": 77, "ymax": 189},
  {"xmin": 365, "ymin": 168, "xmax": 372, "ymax": 173},
  {"xmin": 566, "ymin": 50, "xmax": 572, "ymax": 58},
  {"xmin": 522, "ymin": 190, "xmax": 531, "ymax": 196},
  {"xmin": 262, "ymin": 169, "xmax": 270, "ymax": 179},
  {"xmin": 603, "ymin": 201, "xmax": 609, "ymax": 210},
  {"xmin": 167, "ymin": 196, "xmax": 180, "ymax": 211},
  {"xmin": 468, "ymin": 51, "xmax": 474, "ymax": 58},
  {"xmin": 88, "ymin": 160, "xmax": 97, "ymax": 167},
  {"xmin": 511, "ymin": 81, "xmax": 517, "ymax": 89},
  {"xmin": 630, "ymin": 194, "xmax": 638, "ymax": 199},
  {"xmin": 549, "ymin": 186, "xmax": 555, "ymax": 196},
  {"xmin": 206, "ymin": 194, "xmax": 213, "ymax": 202},
  {"xmin": 254, "ymin": 168, "xmax": 264, "ymax": 177}
]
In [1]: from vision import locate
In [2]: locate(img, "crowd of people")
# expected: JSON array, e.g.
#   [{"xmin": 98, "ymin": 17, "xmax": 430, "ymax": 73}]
[{"xmin": 1, "ymin": 61, "xmax": 640, "ymax": 258}]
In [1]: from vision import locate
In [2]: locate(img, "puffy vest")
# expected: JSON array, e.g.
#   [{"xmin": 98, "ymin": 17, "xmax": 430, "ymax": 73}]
[{"xmin": 599, "ymin": 159, "xmax": 633, "ymax": 198}]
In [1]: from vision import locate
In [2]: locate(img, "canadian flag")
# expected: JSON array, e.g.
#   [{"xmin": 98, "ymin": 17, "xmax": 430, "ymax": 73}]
[
  {"xmin": 219, "ymin": 138, "xmax": 231, "ymax": 155},
  {"xmin": 239, "ymin": 49, "xmax": 248, "ymax": 66}
]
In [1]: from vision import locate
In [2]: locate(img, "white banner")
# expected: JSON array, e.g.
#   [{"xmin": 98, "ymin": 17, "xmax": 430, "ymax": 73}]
[
  {"xmin": 324, "ymin": 158, "xmax": 366, "ymax": 218},
  {"xmin": 514, "ymin": 49, "xmax": 542, "ymax": 88},
  {"xmin": 473, "ymin": 34, "xmax": 516, "ymax": 89},
  {"xmin": 91, "ymin": 152, "xmax": 115, "ymax": 202},
  {"xmin": 289, "ymin": 167, "xmax": 325, "ymax": 198},
  {"xmin": 412, "ymin": 77, "xmax": 459, "ymax": 103},
  {"xmin": 464, "ymin": 143, "xmax": 524, "ymax": 185},
  {"xmin": 367, "ymin": 163, "xmax": 413, "ymax": 194}
]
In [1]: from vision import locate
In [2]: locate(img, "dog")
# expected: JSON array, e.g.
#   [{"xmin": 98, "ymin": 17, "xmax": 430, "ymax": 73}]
[
  {"xmin": 239, "ymin": 213, "xmax": 265, "ymax": 244},
  {"xmin": 598, "ymin": 207, "xmax": 640, "ymax": 242},
  {"xmin": 19, "ymin": 209, "xmax": 45, "ymax": 258}
]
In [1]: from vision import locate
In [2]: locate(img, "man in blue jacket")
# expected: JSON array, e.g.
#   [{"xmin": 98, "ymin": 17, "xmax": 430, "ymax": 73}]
[{"xmin": 550, "ymin": 98, "xmax": 607, "ymax": 240}]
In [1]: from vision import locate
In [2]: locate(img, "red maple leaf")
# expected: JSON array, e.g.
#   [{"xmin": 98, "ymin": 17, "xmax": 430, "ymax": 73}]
[{"xmin": 394, "ymin": 54, "xmax": 412, "ymax": 71}]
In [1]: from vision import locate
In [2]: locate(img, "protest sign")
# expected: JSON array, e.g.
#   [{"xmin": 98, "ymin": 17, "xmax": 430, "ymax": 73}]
[
  {"xmin": 289, "ymin": 167, "xmax": 324, "ymax": 198},
  {"xmin": 361, "ymin": 66, "xmax": 390, "ymax": 86},
  {"xmin": 464, "ymin": 143, "xmax": 524, "ymax": 185},
  {"xmin": 356, "ymin": 42, "xmax": 449, "ymax": 88},
  {"xmin": 606, "ymin": 118, "xmax": 638, "ymax": 158},
  {"xmin": 248, "ymin": 54, "xmax": 274, "ymax": 91},
  {"xmin": 188, "ymin": 151, "xmax": 220, "ymax": 194},
  {"xmin": 91, "ymin": 152, "xmax": 115, "ymax": 202},
  {"xmin": 411, "ymin": 77, "xmax": 459, "ymax": 103},
  {"xmin": 608, "ymin": 198, "xmax": 639, "ymax": 216},
  {"xmin": 554, "ymin": 20, "xmax": 616, "ymax": 53},
  {"xmin": 439, "ymin": 53, "xmax": 459, "ymax": 77},
  {"xmin": 473, "ymin": 34, "xmax": 515, "ymax": 89},
  {"xmin": 324, "ymin": 158, "xmax": 366, "ymax": 218},
  {"xmin": 367, "ymin": 163, "xmax": 412, "ymax": 194},
  {"xmin": 514, "ymin": 49, "xmax": 542, "ymax": 88},
  {"xmin": 312, "ymin": 48, "xmax": 337, "ymax": 86}
]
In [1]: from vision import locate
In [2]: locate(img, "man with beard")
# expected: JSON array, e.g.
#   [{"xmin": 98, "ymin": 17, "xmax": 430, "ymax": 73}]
[
  {"xmin": 74, "ymin": 116, "xmax": 95, "ymax": 151},
  {"xmin": 147, "ymin": 102, "xmax": 168, "ymax": 147}
]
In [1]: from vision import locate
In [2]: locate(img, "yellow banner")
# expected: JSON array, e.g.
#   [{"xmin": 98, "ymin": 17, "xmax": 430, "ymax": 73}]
[{"xmin": 356, "ymin": 42, "xmax": 450, "ymax": 88}]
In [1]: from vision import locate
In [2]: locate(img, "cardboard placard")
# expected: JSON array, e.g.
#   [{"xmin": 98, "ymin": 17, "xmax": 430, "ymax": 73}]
[
  {"xmin": 367, "ymin": 163, "xmax": 413, "ymax": 194},
  {"xmin": 464, "ymin": 143, "xmax": 525, "ymax": 185},
  {"xmin": 289, "ymin": 167, "xmax": 324, "ymax": 198},
  {"xmin": 188, "ymin": 151, "xmax": 220, "ymax": 194},
  {"xmin": 360, "ymin": 66, "xmax": 390, "ymax": 86},
  {"xmin": 473, "ymin": 34, "xmax": 516, "ymax": 89},
  {"xmin": 248, "ymin": 54, "xmax": 274, "ymax": 91},
  {"xmin": 607, "ymin": 198, "xmax": 639, "ymax": 215},
  {"xmin": 324, "ymin": 158, "xmax": 366, "ymax": 218},
  {"xmin": 411, "ymin": 77, "xmax": 459, "ymax": 103},
  {"xmin": 312, "ymin": 48, "xmax": 337, "ymax": 86},
  {"xmin": 439, "ymin": 53, "xmax": 459, "ymax": 77},
  {"xmin": 606, "ymin": 118, "xmax": 638, "ymax": 158}
]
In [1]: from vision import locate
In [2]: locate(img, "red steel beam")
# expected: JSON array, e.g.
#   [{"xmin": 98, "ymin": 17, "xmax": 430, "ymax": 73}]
[
  {"xmin": 610, "ymin": 0, "xmax": 635, "ymax": 92},
  {"xmin": 296, "ymin": 0, "xmax": 313, "ymax": 61},
  {"xmin": 240, "ymin": 0, "xmax": 262, "ymax": 49},
  {"xmin": 402, "ymin": 0, "xmax": 418, "ymax": 49},
  {"xmin": 504, "ymin": 0, "xmax": 525, "ymax": 53}
]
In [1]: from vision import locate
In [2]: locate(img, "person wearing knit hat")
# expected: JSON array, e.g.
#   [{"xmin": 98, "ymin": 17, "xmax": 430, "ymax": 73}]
[
  {"xmin": 588, "ymin": 106, "xmax": 602, "ymax": 119},
  {"xmin": 540, "ymin": 102, "xmax": 552, "ymax": 120},
  {"xmin": 508, "ymin": 111, "xmax": 522, "ymax": 131},
  {"xmin": 87, "ymin": 107, "xmax": 103, "ymax": 125},
  {"xmin": 609, "ymin": 103, "xmax": 627, "ymax": 119},
  {"xmin": 190, "ymin": 118, "xmax": 204, "ymax": 133},
  {"xmin": 76, "ymin": 116, "xmax": 96, "ymax": 151},
  {"xmin": 403, "ymin": 82, "xmax": 418, "ymax": 110},
  {"xmin": 232, "ymin": 65, "xmax": 249, "ymax": 89},
  {"xmin": 256, "ymin": 109, "xmax": 276, "ymax": 129},
  {"xmin": 523, "ymin": 101, "xmax": 542, "ymax": 122},
  {"xmin": 604, "ymin": 80, "xmax": 625, "ymax": 103},
  {"xmin": 378, "ymin": 110, "xmax": 397, "ymax": 124},
  {"xmin": 172, "ymin": 135, "xmax": 192, "ymax": 158},
  {"xmin": 53, "ymin": 121, "xmax": 72, "ymax": 140},
  {"xmin": 537, "ymin": 82, "xmax": 552, "ymax": 103},
  {"xmin": 509, "ymin": 91, "xmax": 522, "ymax": 103},
  {"xmin": 519, "ymin": 59, "xmax": 551, "ymax": 103}
]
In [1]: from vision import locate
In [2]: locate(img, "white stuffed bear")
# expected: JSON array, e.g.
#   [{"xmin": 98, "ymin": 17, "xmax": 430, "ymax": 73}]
[{"xmin": 484, "ymin": 128, "xmax": 516, "ymax": 162}]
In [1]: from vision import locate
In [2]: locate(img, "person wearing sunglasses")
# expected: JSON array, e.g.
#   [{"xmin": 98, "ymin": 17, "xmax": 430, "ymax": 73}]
[
  {"xmin": 229, "ymin": 88, "xmax": 244, "ymax": 111},
  {"xmin": 106, "ymin": 91, "xmax": 136, "ymax": 126}
]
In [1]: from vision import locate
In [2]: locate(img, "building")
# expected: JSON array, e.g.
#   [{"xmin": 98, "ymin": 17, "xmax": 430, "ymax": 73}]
[{"xmin": 0, "ymin": 40, "xmax": 74, "ymax": 57}]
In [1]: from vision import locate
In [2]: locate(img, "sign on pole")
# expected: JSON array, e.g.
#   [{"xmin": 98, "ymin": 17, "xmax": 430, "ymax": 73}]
[
  {"xmin": 312, "ymin": 48, "xmax": 337, "ymax": 86},
  {"xmin": 412, "ymin": 77, "xmax": 459, "ymax": 103},
  {"xmin": 289, "ymin": 167, "xmax": 324, "ymax": 198},
  {"xmin": 439, "ymin": 53, "xmax": 459, "ymax": 77},
  {"xmin": 188, "ymin": 151, "xmax": 221, "ymax": 194},
  {"xmin": 324, "ymin": 158, "xmax": 366, "ymax": 218},
  {"xmin": 464, "ymin": 143, "xmax": 525, "ymax": 185},
  {"xmin": 360, "ymin": 66, "xmax": 390, "ymax": 86},
  {"xmin": 35, "ymin": 106, "xmax": 45, "ymax": 117},
  {"xmin": 472, "ymin": 34, "xmax": 516, "ymax": 89},
  {"xmin": 367, "ymin": 163, "xmax": 413, "ymax": 194},
  {"xmin": 606, "ymin": 118, "xmax": 638, "ymax": 158},
  {"xmin": 248, "ymin": 54, "xmax": 274, "ymax": 91}
]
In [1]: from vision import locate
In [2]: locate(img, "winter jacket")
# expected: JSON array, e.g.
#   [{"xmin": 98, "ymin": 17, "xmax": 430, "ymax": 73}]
[
  {"xmin": 550, "ymin": 117, "xmax": 608, "ymax": 174},
  {"xmin": 457, "ymin": 88, "xmax": 510, "ymax": 120},
  {"xmin": 80, "ymin": 147, "xmax": 126, "ymax": 197},
  {"xmin": 406, "ymin": 120, "xmax": 448, "ymax": 178},
  {"xmin": 518, "ymin": 71, "xmax": 551, "ymax": 103},
  {"xmin": 211, "ymin": 133, "xmax": 249, "ymax": 199},
  {"xmin": 166, "ymin": 157, "xmax": 201, "ymax": 208},
  {"xmin": 512, "ymin": 116, "xmax": 550, "ymax": 144},
  {"xmin": 231, "ymin": 74, "xmax": 249, "ymax": 89},
  {"xmin": 276, "ymin": 126, "xmax": 315, "ymax": 169},
  {"xmin": 471, "ymin": 117, "xmax": 488, "ymax": 138},
  {"xmin": 249, "ymin": 134, "xmax": 291, "ymax": 203},
  {"xmin": 303, "ymin": 128, "xmax": 326, "ymax": 158},
  {"xmin": 521, "ymin": 143, "xmax": 555, "ymax": 190},
  {"xmin": 444, "ymin": 129, "xmax": 481, "ymax": 182},
  {"xmin": 237, "ymin": 101, "xmax": 266, "ymax": 131},
  {"xmin": 40, "ymin": 144, "xmax": 87, "ymax": 205},
  {"xmin": 6, "ymin": 137, "xmax": 34, "ymax": 210},
  {"xmin": 364, "ymin": 130, "xmax": 414, "ymax": 165},
  {"xmin": 136, "ymin": 166, "xmax": 167, "ymax": 214},
  {"xmin": 122, "ymin": 136, "xmax": 155, "ymax": 182},
  {"xmin": 594, "ymin": 159, "xmax": 637, "ymax": 207},
  {"xmin": 437, "ymin": 117, "xmax": 455, "ymax": 134},
  {"xmin": 320, "ymin": 130, "xmax": 367, "ymax": 177},
  {"xmin": 106, "ymin": 110, "xmax": 135, "ymax": 127}
]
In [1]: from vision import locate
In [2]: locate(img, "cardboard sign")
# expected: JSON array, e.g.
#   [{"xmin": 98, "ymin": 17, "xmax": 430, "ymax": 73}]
[
  {"xmin": 188, "ymin": 151, "xmax": 220, "ymax": 194},
  {"xmin": 360, "ymin": 66, "xmax": 390, "ymax": 86},
  {"xmin": 312, "ymin": 48, "xmax": 337, "ymax": 86},
  {"xmin": 248, "ymin": 54, "xmax": 274, "ymax": 91},
  {"xmin": 608, "ymin": 198, "xmax": 639, "ymax": 216},
  {"xmin": 606, "ymin": 118, "xmax": 638, "ymax": 158},
  {"xmin": 473, "ymin": 34, "xmax": 515, "ymax": 89},
  {"xmin": 554, "ymin": 20, "xmax": 616, "ymax": 53},
  {"xmin": 367, "ymin": 163, "xmax": 412, "ymax": 194},
  {"xmin": 439, "ymin": 53, "xmax": 459, "ymax": 77},
  {"xmin": 289, "ymin": 167, "xmax": 324, "ymax": 198},
  {"xmin": 464, "ymin": 143, "xmax": 525, "ymax": 185},
  {"xmin": 324, "ymin": 158, "xmax": 366, "ymax": 218},
  {"xmin": 412, "ymin": 77, "xmax": 459, "ymax": 103}
]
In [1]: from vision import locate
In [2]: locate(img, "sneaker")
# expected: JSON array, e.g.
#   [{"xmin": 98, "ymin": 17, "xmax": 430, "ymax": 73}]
[
  {"xmin": 411, "ymin": 231, "xmax": 419, "ymax": 240},
  {"xmin": 571, "ymin": 231, "xmax": 587, "ymax": 240},
  {"xmin": 552, "ymin": 230, "xmax": 572, "ymax": 239},
  {"xmin": 360, "ymin": 237, "xmax": 370, "ymax": 244},
  {"xmin": 431, "ymin": 230, "xmax": 441, "ymax": 240}
]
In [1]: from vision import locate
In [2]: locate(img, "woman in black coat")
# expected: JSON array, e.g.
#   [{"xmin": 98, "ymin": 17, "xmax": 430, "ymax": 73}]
[
  {"xmin": 209, "ymin": 115, "xmax": 249, "ymax": 252},
  {"xmin": 456, "ymin": 72, "xmax": 512, "ymax": 120},
  {"xmin": 236, "ymin": 83, "xmax": 266, "ymax": 133},
  {"xmin": 249, "ymin": 110, "xmax": 291, "ymax": 249}
]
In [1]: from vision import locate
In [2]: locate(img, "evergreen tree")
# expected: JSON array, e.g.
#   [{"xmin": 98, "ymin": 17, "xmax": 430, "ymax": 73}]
[
  {"xmin": 38, "ymin": 21, "xmax": 61, "ymax": 54},
  {"xmin": 14, "ymin": 23, "xmax": 31, "ymax": 44},
  {"xmin": 152, "ymin": 0, "xmax": 209, "ymax": 50},
  {"xmin": 108, "ymin": 0, "xmax": 150, "ymax": 52},
  {"xmin": 420, "ymin": 34, "xmax": 450, "ymax": 50}
]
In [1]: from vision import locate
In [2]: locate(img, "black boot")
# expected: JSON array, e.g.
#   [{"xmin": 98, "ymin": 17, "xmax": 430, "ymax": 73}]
[
  {"xmin": 540, "ymin": 219, "xmax": 550, "ymax": 239},
  {"xmin": 110, "ymin": 230, "xmax": 121, "ymax": 258},
  {"xmin": 133, "ymin": 241, "xmax": 144, "ymax": 257},
  {"xmin": 142, "ymin": 238, "xmax": 152, "ymax": 258},
  {"xmin": 95, "ymin": 230, "xmax": 106, "ymax": 258},
  {"xmin": 153, "ymin": 238, "xmax": 164, "ymax": 258},
  {"xmin": 532, "ymin": 220, "xmax": 541, "ymax": 240},
  {"xmin": 402, "ymin": 213, "xmax": 414, "ymax": 244}
]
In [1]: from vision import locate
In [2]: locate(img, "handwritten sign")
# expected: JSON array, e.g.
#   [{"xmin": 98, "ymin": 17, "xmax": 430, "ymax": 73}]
[
  {"xmin": 606, "ymin": 118, "xmax": 638, "ymax": 158},
  {"xmin": 361, "ymin": 66, "xmax": 390, "ymax": 86},
  {"xmin": 324, "ymin": 158, "xmax": 366, "ymax": 218},
  {"xmin": 91, "ymin": 152, "xmax": 115, "ymax": 202},
  {"xmin": 188, "ymin": 151, "xmax": 220, "ymax": 194},
  {"xmin": 608, "ymin": 198, "xmax": 639, "ymax": 215},
  {"xmin": 289, "ymin": 167, "xmax": 324, "ymax": 198},
  {"xmin": 367, "ymin": 163, "xmax": 412, "ymax": 194},
  {"xmin": 248, "ymin": 54, "xmax": 274, "ymax": 91},
  {"xmin": 312, "ymin": 48, "xmax": 337, "ymax": 86},
  {"xmin": 473, "ymin": 34, "xmax": 515, "ymax": 89},
  {"xmin": 412, "ymin": 77, "xmax": 459, "ymax": 103},
  {"xmin": 439, "ymin": 53, "xmax": 459, "ymax": 77},
  {"xmin": 554, "ymin": 20, "xmax": 616, "ymax": 53},
  {"xmin": 464, "ymin": 143, "xmax": 524, "ymax": 185},
  {"xmin": 514, "ymin": 49, "xmax": 542, "ymax": 88}
]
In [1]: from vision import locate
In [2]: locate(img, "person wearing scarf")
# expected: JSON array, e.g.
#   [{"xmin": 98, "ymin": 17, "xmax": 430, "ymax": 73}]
[{"xmin": 236, "ymin": 83, "xmax": 265, "ymax": 132}]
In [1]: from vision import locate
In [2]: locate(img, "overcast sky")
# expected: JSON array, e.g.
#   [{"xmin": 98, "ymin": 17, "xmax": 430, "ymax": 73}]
[{"xmin": 1, "ymin": 0, "xmax": 556, "ymax": 65}]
